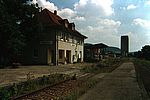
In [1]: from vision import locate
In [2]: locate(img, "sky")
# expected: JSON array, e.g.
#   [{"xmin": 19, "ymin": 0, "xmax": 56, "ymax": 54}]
[{"xmin": 32, "ymin": 0, "xmax": 150, "ymax": 52}]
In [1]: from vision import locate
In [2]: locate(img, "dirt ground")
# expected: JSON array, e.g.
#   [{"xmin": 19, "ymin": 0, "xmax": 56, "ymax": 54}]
[
  {"xmin": 79, "ymin": 62, "xmax": 148, "ymax": 100},
  {"xmin": 0, "ymin": 63, "xmax": 95, "ymax": 87}
]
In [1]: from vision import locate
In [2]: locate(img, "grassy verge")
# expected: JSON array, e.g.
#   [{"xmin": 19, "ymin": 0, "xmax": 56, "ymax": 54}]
[
  {"xmin": 81, "ymin": 58, "xmax": 122, "ymax": 73},
  {"xmin": 133, "ymin": 59, "xmax": 150, "ymax": 99},
  {"xmin": 63, "ymin": 58, "xmax": 122, "ymax": 100},
  {"xmin": 0, "ymin": 74, "xmax": 71, "ymax": 100},
  {"xmin": 63, "ymin": 77, "xmax": 99, "ymax": 100}
]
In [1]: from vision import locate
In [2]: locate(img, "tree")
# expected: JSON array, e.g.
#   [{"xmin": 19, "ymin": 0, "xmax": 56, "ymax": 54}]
[
  {"xmin": 141, "ymin": 45, "xmax": 150, "ymax": 60},
  {"xmin": 134, "ymin": 51, "xmax": 142, "ymax": 58},
  {"xmin": 0, "ymin": 1, "xmax": 24, "ymax": 65},
  {"xmin": 0, "ymin": 0, "xmax": 39, "ymax": 66}
]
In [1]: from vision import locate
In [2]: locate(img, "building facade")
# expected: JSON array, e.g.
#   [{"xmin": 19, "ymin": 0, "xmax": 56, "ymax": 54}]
[
  {"xmin": 84, "ymin": 43, "xmax": 108, "ymax": 61},
  {"xmin": 121, "ymin": 35, "xmax": 129, "ymax": 56},
  {"xmin": 103, "ymin": 47, "xmax": 121, "ymax": 58},
  {"xmin": 23, "ymin": 9, "xmax": 87, "ymax": 65},
  {"xmin": 84, "ymin": 43, "xmax": 121, "ymax": 62}
]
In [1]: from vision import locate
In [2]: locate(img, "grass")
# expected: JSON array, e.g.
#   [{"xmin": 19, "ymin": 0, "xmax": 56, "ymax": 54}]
[
  {"xmin": 133, "ymin": 59, "xmax": 150, "ymax": 98},
  {"xmin": 63, "ymin": 78, "xmax": 99, "ymax": 100},
  {"xmin": 63, "ymin": 58, "xmax": 122, "ymax": 100},
  {"xmin": 0, "ymin": 74, "xmax": 71, "ymax": 100},
  {"xmin": 0, "ymin": 58, "xmax": 124, "ymax": 100},
  {"xmin": 81, "ymin": 58, "xmax": 122, "ymax": 73}
]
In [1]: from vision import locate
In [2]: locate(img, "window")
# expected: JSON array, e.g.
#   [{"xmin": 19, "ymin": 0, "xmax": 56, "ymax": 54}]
[
  {"xmin": 75, "ymin": 51, "xmax": 77, "ymax": 57},
  {"xmin": 65, "ymin": 22, "xmax": 68, "ymax": 28},
  {"xmin": 60, "ymin": 32, "xmax": 64, "ymax": 41},
  {"xmin": 74, "ymin": 37, "xmax": 77, "ymax": 44},
  {"xmin": 66, "ymin": 33, "xmax": 69, "ymax": 42},
  {"xmin": 72, "ymin": 36, "xmax": 75, "ymax": 43},
  {"xmin": 77, "ymin": 39, "xmax": 80, "ymax": 45},
  {"xmin": 79, "ymin": 39, "xmax": 83, "ymax": 45},
  {"xmin": 79, "ymin": 51, "xmax": 82, "ymax": 59}
]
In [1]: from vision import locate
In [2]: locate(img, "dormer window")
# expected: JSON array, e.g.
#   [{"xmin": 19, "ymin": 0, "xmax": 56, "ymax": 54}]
[
  {"xmin": 72, "ymin": 23, "xmax": 75, "ymax": 31},
  {"xmin": 65, "ymin": 22, "xmax": 68, "ymax": 28},
  {"xmin": 61, "ymin": 19, "xmax": 69, "ymax": 28},
  {"xmin": 60, "ymin": 32, "xmax": 64, "ymax": 41},
  {"xmin": 65, "ymin": 33, "xmax": 69, "ymax": 42},
  {"xmin": 69, "ymin": 23, "xmax": 75, "ymax": 31},
  {"xmin": 63, "ymin": 19, "xmax": 69, "ymax": 28}
]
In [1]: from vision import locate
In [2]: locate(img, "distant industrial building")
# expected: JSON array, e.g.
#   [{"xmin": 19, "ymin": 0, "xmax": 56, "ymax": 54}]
[
  {"xmin": 121, "ymin": 35, "xmax": 129, "ymax": 56},
  {"xmin": 84, "ymin": 43, "xmax": 121, "ymax": 62}
]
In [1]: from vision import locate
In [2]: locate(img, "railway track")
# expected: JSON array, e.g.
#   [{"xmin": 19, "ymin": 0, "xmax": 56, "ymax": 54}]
[{"xmin": 12, "ymin": 73, "xmax": 93, "ymax": 100}]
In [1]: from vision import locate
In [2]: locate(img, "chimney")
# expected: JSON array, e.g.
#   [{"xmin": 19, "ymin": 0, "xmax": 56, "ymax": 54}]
[
  {"xmin": 71, "ymin": 23, "xmax": 75, "ymax": 31},
  {"xmin": 39, "ymin": 7, "xmax": 42, "ymax": 12},
  {"xmin": 54, "ymin": 10, "xmax": 57, "ymax": 15}
]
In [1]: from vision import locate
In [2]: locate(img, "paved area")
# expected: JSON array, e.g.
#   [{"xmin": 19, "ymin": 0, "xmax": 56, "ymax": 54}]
[
  {"xmin": 79, "ymin": 62, "xmax": 143, "ymax": 100},
  {"xmin": 0, "ymin": 63, "xmax": 95, "ymax": 87}
]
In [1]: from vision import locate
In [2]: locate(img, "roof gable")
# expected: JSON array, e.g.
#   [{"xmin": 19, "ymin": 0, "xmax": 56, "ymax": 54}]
[
  {"xmin": 38, "ymin": 9, "xmax": 62, "ymax": 26},
  {"xmin": 37, "ymin": 8, "xmax": 87, "ymax": 39}
]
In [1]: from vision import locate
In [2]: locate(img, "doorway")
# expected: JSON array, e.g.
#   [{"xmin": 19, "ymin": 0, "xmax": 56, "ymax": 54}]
[
  {"xmin": 47, "ymin": 48, "xmax": 52, "ymax": 64},
  {"xmin": 59, "ymin": 50, "xmax": 65, "ymax": 64},
  {"xmin": 66, "ymin": 50, "xmax": 71, "ymax": 63}
]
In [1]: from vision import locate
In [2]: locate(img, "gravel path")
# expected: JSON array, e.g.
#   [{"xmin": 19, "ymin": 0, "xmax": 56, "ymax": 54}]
[{"xmin": 79, "ymin": 62, "xmax": 144, "ymax": 100}]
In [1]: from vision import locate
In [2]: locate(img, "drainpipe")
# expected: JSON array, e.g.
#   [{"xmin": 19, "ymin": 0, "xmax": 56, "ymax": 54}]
[{"xmin": 55, "ymin": 30, "xmax": 58, "ymax": 66}]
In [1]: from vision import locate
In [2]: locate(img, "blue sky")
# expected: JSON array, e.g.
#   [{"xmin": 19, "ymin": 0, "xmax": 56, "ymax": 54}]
[{"xmin": 33, "ymin": 0, "xmax": 150, "ymax": 52}]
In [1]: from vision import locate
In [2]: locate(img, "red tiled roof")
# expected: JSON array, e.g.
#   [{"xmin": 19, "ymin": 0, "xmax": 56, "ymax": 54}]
[
  {"xmin": 38, "ymin": 9, "xmax": 62, "ymax": 26},
  {"xmin": 38, "ymin": 8, "xmax": 87, "ymax": 39}
]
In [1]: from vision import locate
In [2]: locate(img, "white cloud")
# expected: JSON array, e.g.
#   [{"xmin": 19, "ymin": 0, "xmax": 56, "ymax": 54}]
[
  {"xmin": 58, "ymin": 8, "xmax": 76, "ymax": 21},
  {"xmin": 74, "ymin": 16, "xmax": 86, "ymax": 21},
  {"xmin": 33, "ymin": 0, "xmax": 114, "ymax": 22},
  {"xmin": 27, "ymin": 0, "xmax": 149, "ymax": 51},
  {"xmin": 119, "ymin": 7, "xmax": 126, "ymax": 10},
  {"xmin": 132, "ymin": 18, "xmax": 150, "ymax": 51},
  {"xmin": 31, "ymin": 0, "xmax": 76, "ymax": 22},
  {"xmin": 74, "ymin": 0, "xmax": 114, "ymax": 16},
  {"xmin": 91, "ymin": 0, "xmax": 114, "ymax": 16},
  {"xmin": 33, "ymin": 0, "xmax": 37, "ymax": 4},
  {"xmin": 133, "ymin": 18, "xmax": 150, "ymax": 29},
  {"xmin": 78, "ymin": 19, "xmax": 121, "ymax": 47},
  {"xmin": 145, "ymin": 0, "xmax": 150, "ymax": 5},
  {"xmin": 34, "ymin": 0, "xmax": 119, "ymax": 47},
  {"xmin": 87, "ymin": 26, "xmax": 94, "ymax": 31},
  {"xmin": 127, "ymin": 4, "xmax": 137, "ymax": 10},
  {"xmin": 78, "ymin": 0, "xmax": 89, "ymax": 6},
  {"xmin": 124, "ymin": 32, "xmax": 149, "ymax": 51},
  {"xmin": 34, "ymin": 0, "xmax": 58, "ymax": 11},
  {"xmin": 97, "ymin": 19, "xmax": 121, "ymax": 28}
]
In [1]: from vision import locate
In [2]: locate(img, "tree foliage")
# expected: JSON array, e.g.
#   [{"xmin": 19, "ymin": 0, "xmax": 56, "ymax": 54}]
[
  {"xmin": 0, "ymin": 0, "xmax": 39, "ymax": 66},
  {"xmin": 141, "ymin": 45, "xmax": 150, "ymax": 60}
]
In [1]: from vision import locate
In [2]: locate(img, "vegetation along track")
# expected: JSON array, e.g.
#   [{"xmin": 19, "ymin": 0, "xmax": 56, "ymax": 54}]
[
  {"xmin": 134, "ymin": 60, "xmax": 150, "ymax": 97},
  {"xmin": 12, "ymin": 73, "xmax": 93, "ymax": 100}
]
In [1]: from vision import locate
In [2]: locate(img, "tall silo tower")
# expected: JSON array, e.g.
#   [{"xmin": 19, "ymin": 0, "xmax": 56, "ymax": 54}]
[{"xmin": 121, "ymin": 35, "xmax": 129, "ymax": 56}]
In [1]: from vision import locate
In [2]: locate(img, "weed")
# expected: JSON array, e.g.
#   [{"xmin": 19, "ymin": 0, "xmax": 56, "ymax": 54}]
[
  {"xmin": 0, "ymin": 73, "xmax": 71, "ymax": 100},
  {"xmin": 64, "ymin": 78, "xmax": 99, "ymax": 100},
  {"xmin": 81, "ymin": 58, "xmax": 121, "ymax": 73}
]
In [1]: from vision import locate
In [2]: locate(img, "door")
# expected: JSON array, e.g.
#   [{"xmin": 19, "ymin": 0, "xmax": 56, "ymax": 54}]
[
  {"xmin": 66, "ymin": 50, "xmax": 71, "ymax": 63},
  {"xmin": 47, "ymin": 48, "xmax": 52, "ymax": 64}
]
